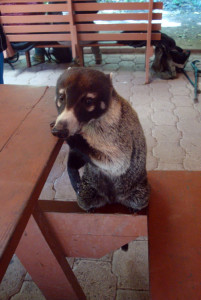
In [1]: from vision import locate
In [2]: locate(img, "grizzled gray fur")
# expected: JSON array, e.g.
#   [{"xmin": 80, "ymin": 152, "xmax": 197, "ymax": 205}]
[{"xmin": 51, "ymin": 67, "xmax": 150, "ymax": 211}]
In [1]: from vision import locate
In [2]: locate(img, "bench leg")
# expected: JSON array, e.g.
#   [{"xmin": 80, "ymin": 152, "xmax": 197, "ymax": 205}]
[
  {"xmin": 145, "ymin": 46, "xmax": 154, "ymax": 84},
  {"xmin": 16, "ymin": 210, "xmax": 86, "ymax": 300},
  {"xmin": 78, "ymin": 46, "xmax": 84, "ymax": 66},
  {"xmin": 25, "ymin": 51, "xmax": 31, "ymax": 68}
]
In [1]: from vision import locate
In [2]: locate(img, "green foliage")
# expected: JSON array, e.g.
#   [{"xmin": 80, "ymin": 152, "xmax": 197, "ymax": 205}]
[{"xmin": 171, "ymin": 0, "xmax": 198, "ymax": 6}]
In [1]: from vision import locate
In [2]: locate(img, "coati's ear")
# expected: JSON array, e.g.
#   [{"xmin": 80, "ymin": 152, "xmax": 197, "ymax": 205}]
[
  {"xmin": 106, "ymin": 72, "xmax": 113, "ymax": 83},
  {"xmin": 67, "ymin": 67, "xmax": 72, "ymax": 71}
]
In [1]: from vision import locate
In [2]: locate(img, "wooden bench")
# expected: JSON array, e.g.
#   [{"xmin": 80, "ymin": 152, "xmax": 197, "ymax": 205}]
[
  {"xmin": 0, "ymin": 0, "xmax": 77, "ymax": 67},
  {"xmin": 72, "ymin": 0, "xmax": 163, "ymax": 83},
  {"xmin": 1, "ymin": 0, "xmax": 163, "ymax": 82}
]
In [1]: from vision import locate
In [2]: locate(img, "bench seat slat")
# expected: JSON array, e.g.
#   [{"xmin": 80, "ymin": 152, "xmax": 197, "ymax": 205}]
[
  {"xmin": 76, "ymin": 23, "xmax": 161, "ymax": 31},
  {"xmin": 7, "ymin": 34, "xmax": 72, "ymax": 42}
]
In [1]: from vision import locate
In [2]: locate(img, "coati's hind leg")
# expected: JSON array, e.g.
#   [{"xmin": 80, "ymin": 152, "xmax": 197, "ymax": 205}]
[
  {"xmin": 77, "ymin": 166, "xmax": 108, "ymax": 211},
  {"xmin": 118, "ymin": 181, "xmax": 150, "ymax": 212}
]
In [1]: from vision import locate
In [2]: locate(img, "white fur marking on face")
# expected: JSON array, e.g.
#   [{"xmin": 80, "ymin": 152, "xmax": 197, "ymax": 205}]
[
  {"xmin": 86, "ymin": 105, "xmax": 95, "ymax": 112},
  {"xmin": 57, "ymin": 89, "xmax": 65, "ymax": 107},
  {"xmin": 57, "ymin": 100, "xmax": 62, "ymax": 107},
  {"xmin": 59, "ymin": 88, "xmax": 65, "ymax": 95},
  {"xmin": 100, "ymin": 101, "xmax": 106, "ymax": 110},
  {"xmin": 55, "ymin": 108, "xmax": 79, "ymax": 135},
  {"xmin": 86, "ymin": 93, "xmax": 96, "ymax": 98}
]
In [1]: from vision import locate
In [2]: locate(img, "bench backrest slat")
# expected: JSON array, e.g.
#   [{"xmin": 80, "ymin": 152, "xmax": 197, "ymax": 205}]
[
  {"xmin": 0, "ymin": 3, "xmax": 68, "ymax": 13},
  {"xmin": 74, "ymin": 13, "xmax": 162, "ymax": 22},
  {"xmin": 72, "ymin": 0, "xmax": 163, "ymax": 43},
  {"xmin": 4, "ymin": 24, "xmax": 71, "ymax": 34},
  {"xmin": 77, "ymin": 32, "xmax": 161, "ymax": 42},
  {"xmin": 73, "ymin": 2, "xmax": 163, "ymax": 11},
  {"xmin": 0, "ymin": 1, "xmax": 72, "ymax": 42}
]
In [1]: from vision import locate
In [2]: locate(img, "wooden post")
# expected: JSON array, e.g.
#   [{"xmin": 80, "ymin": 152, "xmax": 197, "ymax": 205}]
[{"xmin": 145, "ymin": 0, "xmax": 154, "ymax": 84}]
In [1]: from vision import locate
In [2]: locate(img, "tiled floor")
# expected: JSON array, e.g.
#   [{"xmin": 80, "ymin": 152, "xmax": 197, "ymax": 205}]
[{"xmin": 1, "ymin": 50, "xmax": 201, "ymax": 300}]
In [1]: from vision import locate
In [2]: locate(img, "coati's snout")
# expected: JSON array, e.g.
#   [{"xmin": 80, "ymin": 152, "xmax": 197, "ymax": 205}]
[
  {"xmin": 52, "ymin": 67, "xmax": 112, "ymax": 139},
  {"xmin": 51, "ymin": 120, "xmax": 69, "ymax": 139}
]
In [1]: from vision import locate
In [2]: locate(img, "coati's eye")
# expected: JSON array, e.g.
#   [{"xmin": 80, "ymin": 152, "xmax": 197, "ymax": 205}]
[
  {"xmin": 59, "ymin": 94, "xmax": 65, "ymax": 102},
  {"xmin": 57, "ymin": 94, "xmax": 65, "ymax": 107}
]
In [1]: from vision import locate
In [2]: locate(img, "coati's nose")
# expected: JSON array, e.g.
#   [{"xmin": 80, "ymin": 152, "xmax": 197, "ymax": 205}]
[{"xmin": 51, "ymin": 121, "xmax": 69, "ymax": 139}]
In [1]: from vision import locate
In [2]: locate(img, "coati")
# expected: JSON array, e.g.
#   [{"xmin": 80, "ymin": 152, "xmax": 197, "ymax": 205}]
[{"xmin": 51, "ymin": 67, "xmax": 150, "ymax": 211}]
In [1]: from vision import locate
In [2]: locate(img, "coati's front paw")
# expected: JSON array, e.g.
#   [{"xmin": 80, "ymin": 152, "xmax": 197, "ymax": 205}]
[
  {"xmin": 77, "ymin": 192, "xmax": 108, "ymax": 212},
  {"xmin": 77, "ymin": 196, "xmax": 96, "ymax": 212}
]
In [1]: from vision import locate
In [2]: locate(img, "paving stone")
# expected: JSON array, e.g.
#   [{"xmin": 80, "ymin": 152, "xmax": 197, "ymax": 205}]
[
  {"xmin": 146, "ymin": 151, "xmax": 158, "ymax": 171},
  {"xmin": 151, "ymin": 99, "xmax": 175, "ymax": 111},
  {"xmin": 73, "ymin": 260, "xmax": 117, "ymax": 300},
  {"xmin": 132, "ymin": 71, "xmax": 146, "ymax": 85},
  {"xmin": 152, "ymin": 110, "xmax": 178, "ymax": 125},
  {"xmin": 194, "ymin": 101, "xmax": 201, "ymax": 113},
  {"xmin": 144, "ymin": 133, "xmax": 157, "ymax": 152},
  {"xmin": 169, "ymin": 85, "xmax": 190, "ymax": 96},
  {"xmin": 75, "ymin": 252, "xmax": 113, "ymax": 263},
  {"xmin": 39, "ymin": 182, "xmax": 55, "ymax": 200},
  {"xmin": 24, "ymin": 273, "xmax": 32, "ymax": 281},
  {"xmin": 119, "ymin": 61, "xmax": 135, "ymax": 71},
  {"xmin": 105, "ymin": 55, "xmax": 121, "ymax": 64},
  {"xmin": 152, "ymin": 125, "xmax": 182, "ymax": 142},
  {"xmin": 183, "ymin": 154, "xmax": 201, "ymax": 170},
  {"xmin": 112, "ymin": 240, "xmax": 149, "ymax": 290},
  {"xmin": 181, "ymin": 138, "xmax": 201, "ymax": 162},
  {"xmin": 0, "ymin": 255, "xmax": 26, "ymax": 300},
  {"xmin": 113, "ymin": 81, "xmax": 133, "ymax": 99},
  {"xmin": 67, "ymin": 257, "xmax": 75, "ymax": 268},
  {"xmin": 157, "ymin": 162, "xmax": 184, "ymax": 170},
  {"xmin": 168, "ymin": 74, "xmax": 188, "ymax": 85},
  {"xmin": 45, "ymin": 144, "xmax": 68, "ymax": 184},
  {"xmin": 130, "ymin": 92, "xmax": 152, "ymax": 106},
  {"xmin": 153, "ymin": 142, "xmax": 185, "ymax": 164},
  {"xmin": 177, "ymin": 120, "xmax": 201, "ymax": 137},
  {"xmin": 150, "ymin": 83, "xmax": 170, "ymax": 97},
  {"xmin": 174, "ymin": 106, "xmax": 200, "ymax": 121},
  {"xmin": 115, "ymin": 72, "xmax": 134, "ymax": 83},
  {"xmin": 102, "ymin": 63, "xmax": 119, "ymax": 71},
  {"xmin": 150, "ymin": 93, "xmax": 171, "ymax": 103},
  {"xmin": 134, "ymin": 106, "xmax": 153, "ymax": 123},
  {"xmin": 54, "ymin": 171, "xmax": 76, "ymax": 201},
  {"xmin": 171, "ymin": 95, "xmax": 193, "ymax": 106},
  {"xmin": 121, "ymin": 54, "xmax": 135, "ymax": 61},
  {"xmin": 135, "ymin": 54, "xmax": 145, "ymax": 64},
  {"xmin": 10, "ymin": 281, "xmax": 45, "ymax": 300},
  {"xmin": 131, "ymin": 84, "xmax": 151, "ymax": 96},
  {"xmin": 138, "ymin": 117, "xmax": 155, "ymax": 136},
  {"xmin": 150, "ymin": 79, "xmax": 169, "ymax": 88},
  {"xmin": 116, "ymin": 289, "xmax": 149, "ymax": 300},
  {"xmin": 151, "ymin": 88, "xmax": 171, "ymax": 100}
]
